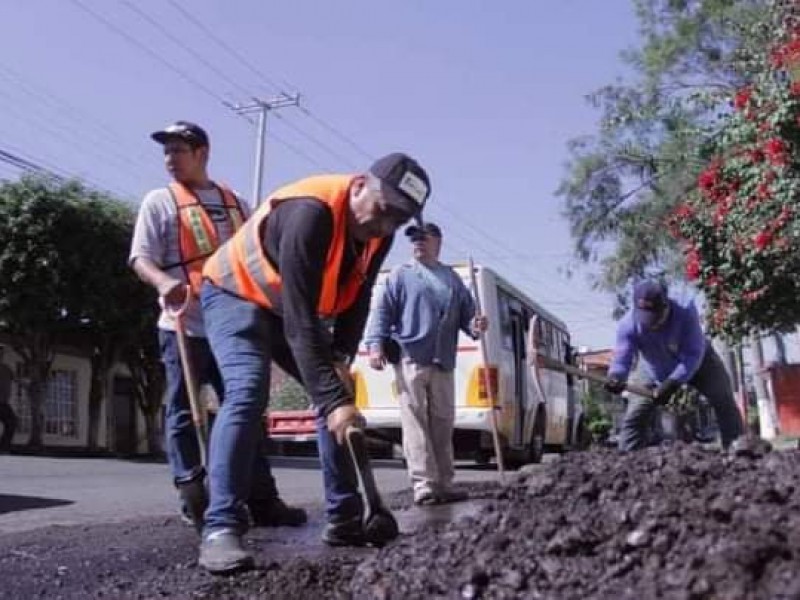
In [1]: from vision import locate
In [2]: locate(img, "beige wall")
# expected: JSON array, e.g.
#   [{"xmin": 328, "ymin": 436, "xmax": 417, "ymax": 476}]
[{"xmin": 2, "ymin": 345, "xmax": 143, "ymax": 452}]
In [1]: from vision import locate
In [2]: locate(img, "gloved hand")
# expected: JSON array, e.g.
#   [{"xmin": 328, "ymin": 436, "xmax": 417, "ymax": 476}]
[
  {"xmin": 604, "ymin": 378, "xmax": 626, "ymax": 395},
  {"xmin": 654, "ymin": 378, "xmax": 681, "ymax": 405},
  {"xmin": 326, "ymin": 404, "xmax": 366, "ymax": 445}
]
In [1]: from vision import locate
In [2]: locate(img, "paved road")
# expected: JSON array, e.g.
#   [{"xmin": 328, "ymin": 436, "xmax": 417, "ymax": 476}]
[{"xmin": 0, "ymin": 454, "xmax": 501, "ymax": 534}]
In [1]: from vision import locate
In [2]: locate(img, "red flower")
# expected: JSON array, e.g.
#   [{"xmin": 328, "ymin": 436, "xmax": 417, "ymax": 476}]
[
  {"xmin": 673, "ymin": 203, "xmax": 695, "ymax": 219},
  {"xmin": 744, "ymin": 288, "xmax": 766, "ymax": 303},
  {"xmin": 685, "ymin": 247, "xmax": 701, "ymax": 281},
  {"xmin": 757, "ymin": 183, "xmax": 772, "ymax": 200},
  {"xmin": 764, "ymin": 138, "xmax": 788, "ymax": 166},
  {"xmin": 697, "ymin": 165, "xmax": 719, "ymax": 191},
  {"xmin": 753, "ymin": 230, "xmax": 773, "ymax": 250},
  {"xmin": 749, "ymin": 149, "xmax": 765, "ymax": 164},
  {"xmin": 791, "ymin": 81, "xmax": 800, "ymax": 97},
  {"xmin": 733, "ymin": 87, "xmax": 752, "ymax": 110}
]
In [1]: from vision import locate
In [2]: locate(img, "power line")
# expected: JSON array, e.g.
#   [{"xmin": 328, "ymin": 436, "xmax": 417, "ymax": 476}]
[
  {"xmin": 69, "ymin": 0, "xmax": 235, "ymax": 109},
  {"xmin": 120, "ymin": 0, "xmax": 253, "ymax": 99},
  {"xmin": 165, "ymin": 0, "xmax": 286, "ymax": 95},
  {"xmin": 165, "ymin": 0, "xmax": 374, "ymax": 164}
]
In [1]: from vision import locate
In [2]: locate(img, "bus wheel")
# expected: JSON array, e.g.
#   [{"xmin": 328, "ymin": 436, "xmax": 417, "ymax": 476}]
[{"xmin": 526, "ymin": 411, "xmax": 546, "ymax": 464}]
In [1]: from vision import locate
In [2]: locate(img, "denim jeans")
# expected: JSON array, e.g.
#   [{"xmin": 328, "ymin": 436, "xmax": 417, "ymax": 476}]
[
  {"xmin": 200, "ymin": 282, "xmax": 362, "ymax": 534},
  {"xmin": 159, "ymin": 330, "xmax": 280, "ymax": 498},
  {"xmin": 159, "ymin": 330, "xmax": 220, "ymax": 482},
  {"xmin": 618, "ymin": 341, "xmax": 743, "ymax": 452}
]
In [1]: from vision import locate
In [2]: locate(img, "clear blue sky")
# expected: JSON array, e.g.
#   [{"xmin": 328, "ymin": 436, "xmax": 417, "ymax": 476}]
[{"xmin": 0, "ymin": 0, "xmax": 640, "ymax": 349}]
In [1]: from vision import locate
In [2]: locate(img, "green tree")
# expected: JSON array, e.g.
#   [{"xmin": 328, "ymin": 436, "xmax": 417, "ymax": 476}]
[
  {"xmin": 63, "ymin": 197, "xmax": 154, "ymax": 450},
  {"xmin": 0, "ymin": 176, "xmax": 99, "ymax": 448},
  {"xmin": 558, "ymin": 0, "xmax": 770, "ymax": 300}
]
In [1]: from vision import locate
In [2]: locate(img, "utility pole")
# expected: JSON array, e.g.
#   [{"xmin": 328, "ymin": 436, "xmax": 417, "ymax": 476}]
[{"xmin": 228, "ymin": 92, "xmax": 300, "ymax": 205}]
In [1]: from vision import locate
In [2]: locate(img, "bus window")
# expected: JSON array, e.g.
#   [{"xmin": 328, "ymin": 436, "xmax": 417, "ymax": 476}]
[
  {"xmin": 544, "ymin": 321, "xmax": 554, "ymax": 357},
  {"xmin": 497, "ymin": 289, "xmax": 514, "ymax": 351}
]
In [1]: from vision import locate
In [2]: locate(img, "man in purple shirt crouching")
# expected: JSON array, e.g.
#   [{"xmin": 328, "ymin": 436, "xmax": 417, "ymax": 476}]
[{"xmin": 605, "ymin": 280, "xmax": 743, "ymax": 451}]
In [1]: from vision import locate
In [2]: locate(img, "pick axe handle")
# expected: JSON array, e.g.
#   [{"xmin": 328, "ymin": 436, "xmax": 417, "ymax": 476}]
[
  {"xmin": 468, "ymin": 257, "xmax": 505, "ymax": 481},
  {"xmin": 165, "ymin": 286, "xmax": 209, "ymax": 467},
  {"xmin": 533, "ymin": 353, "xmax": 655, "ymax": 399}
]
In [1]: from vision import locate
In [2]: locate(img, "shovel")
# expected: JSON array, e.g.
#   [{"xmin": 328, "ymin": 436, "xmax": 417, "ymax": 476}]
[
  {"xmin": 164, "ymin": 286, "xmax": 209, "ymax": 467},
  {"xmin": 345, "ymin": 424, "xmax": 399, "ymax": 546},
  {"xmin": 533, "ymin": 352, "xmax": 656, "ymax": 399}
]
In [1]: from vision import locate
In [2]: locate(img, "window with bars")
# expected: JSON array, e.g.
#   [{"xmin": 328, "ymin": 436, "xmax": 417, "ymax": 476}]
[{"xmin": 13, "ymin": 367, "xmax": 79, "ymax": 438}]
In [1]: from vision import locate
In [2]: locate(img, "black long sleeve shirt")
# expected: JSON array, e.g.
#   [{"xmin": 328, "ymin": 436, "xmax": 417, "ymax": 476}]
[{"xmin": 262, "ymin": 199, "xmax": 392, "ymax": 417}]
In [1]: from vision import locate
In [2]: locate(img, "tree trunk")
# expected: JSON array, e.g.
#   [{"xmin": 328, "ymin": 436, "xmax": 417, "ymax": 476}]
[
  {"xmin": 87, "ymin": 338, "xmax": 114, "ymax": 451},
  {"xmin": 23, "ymin": 333, "xmax": 54, "ymax": 451}
]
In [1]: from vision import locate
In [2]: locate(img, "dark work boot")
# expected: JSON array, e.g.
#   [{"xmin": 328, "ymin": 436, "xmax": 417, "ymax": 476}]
[
  {"xmin": 175, "ymin": 472, "xmax": 207, "ymax": 535},
  {"xmin": 247, "ymin": 497, "xmax": 308, "ymax": 527},
  {"xmin": 199, "ymin": 529, "xmax": 254, "ymax": 574},
  {"xmin": 321, "ymin": 515, "xmax": 365, "ymax": 547}
]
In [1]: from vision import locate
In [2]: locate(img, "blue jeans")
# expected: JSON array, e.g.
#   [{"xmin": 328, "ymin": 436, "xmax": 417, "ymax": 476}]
[
  {"xmin": 159, "ymin": 330, "xmax": 280, "ymax": 499},
  {"xmin": 200, "ymin": 282, "xmax": 362, "ymax": 534},
  {"xmin": 159, "ymin": 330, "xmax": 219, "ymax": 482},
  {"xmin": 618, "ymin": 342, "xmax": 743, "ymax": 452}
]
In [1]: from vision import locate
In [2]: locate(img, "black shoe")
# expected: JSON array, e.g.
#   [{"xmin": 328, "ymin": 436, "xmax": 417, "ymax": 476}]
[
  {"xmin": 199, "ymin": 529, "xmax": 254, "ymax": 574},
  {"xmin": 436, "ymin": 489, "xmax": 468, "ymax": 504},
  {"xmin": 321, "ymin": 515, "xmax": 365, "ymax": 547},
  {"xmin": 248, "ymin": 497, "xmax": 308, "ymax": 527},
  {"xmin": 176, "ymin": 474, "xmax": 207, "ymax": 534}
]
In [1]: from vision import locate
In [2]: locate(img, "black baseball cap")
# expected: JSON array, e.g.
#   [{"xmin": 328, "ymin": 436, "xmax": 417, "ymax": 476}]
[
  {"xmin": 633, "ymin": 280, "xmax": 669, "ymax": 328},
  {"xmin": 405, "ymin": 222, "xmax": 442, "ymax": 240},
  {"xmin": 151, "ymin": 121, "xmax": 209, "ymax": 148},
  {"xmin": 369, "ymin": 153, "xmax": 430, "ymax": 219}
]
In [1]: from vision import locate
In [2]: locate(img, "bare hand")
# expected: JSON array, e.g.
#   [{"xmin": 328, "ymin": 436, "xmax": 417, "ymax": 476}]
[
  {"xmin": 368, "ymin": 347, "xmax": 386, "ymax": 371},
  {"xmin": 326, "ymin": 404, "xmax": 365, "ymax": 445},
  {"xmin": 159, "ymin": 279, "xmax": 188, "ymax": 311},
  {"xmin": 471, "ymin": 315, "xmax": 489, "ymax": 336}
]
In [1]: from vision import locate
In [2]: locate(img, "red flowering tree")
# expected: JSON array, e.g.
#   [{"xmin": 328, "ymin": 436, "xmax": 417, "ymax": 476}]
[{"xmin": 672, "ymin": 5, "xmax": 800, "ymax": 340}]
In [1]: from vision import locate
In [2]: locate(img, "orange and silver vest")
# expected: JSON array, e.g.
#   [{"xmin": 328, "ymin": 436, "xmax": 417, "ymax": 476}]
[
  {"xmin": 203, "ymin": 174, "xmax": 383, "ymax": 317},
  {"xmin": 168, "ymin": 182, "xmax": 245, "ymax": 295}
]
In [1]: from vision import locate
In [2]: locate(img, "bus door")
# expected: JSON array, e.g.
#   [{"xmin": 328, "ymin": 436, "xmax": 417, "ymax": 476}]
[{"xmin": 509, "ymin": 305, "xmax": 528, "ymax": 447}]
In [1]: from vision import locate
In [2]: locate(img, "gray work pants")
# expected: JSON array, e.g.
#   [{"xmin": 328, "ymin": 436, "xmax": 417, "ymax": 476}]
[{"xmin": 618, "ymin": 343, "xmax": 743, "ymax": 452}]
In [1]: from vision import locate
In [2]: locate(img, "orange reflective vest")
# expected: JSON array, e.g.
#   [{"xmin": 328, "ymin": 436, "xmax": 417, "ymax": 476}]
[
  {"xmin": 203, "ymin": 174, "xmax": 383, "ymax": 317},
  {"xmin": 168, "ymin": 182, "xmax": 245, "ymax": 295}
]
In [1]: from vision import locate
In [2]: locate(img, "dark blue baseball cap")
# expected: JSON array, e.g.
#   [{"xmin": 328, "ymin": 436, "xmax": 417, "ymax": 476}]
[{"xmin": 633, "ymin": 280, "xmax": 669, "ymax": 328}]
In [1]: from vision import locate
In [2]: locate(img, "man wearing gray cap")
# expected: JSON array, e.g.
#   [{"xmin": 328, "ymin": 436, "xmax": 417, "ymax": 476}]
[
  {"xmin": 198, "ymin": 153, "xmax": 431, "ymax": 573},
  {"xmin": 129, "ymin": 121, "xmax": 305, "ymax": 533},
  {"xmin": 605, "ymin": 279, "xmax": 743, "ymax": 451}
]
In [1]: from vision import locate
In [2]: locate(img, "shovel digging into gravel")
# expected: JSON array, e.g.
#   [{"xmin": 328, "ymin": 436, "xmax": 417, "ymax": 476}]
[{"xmin": 345, "ymin": 425, "xmax": 399, "ymax": 546}]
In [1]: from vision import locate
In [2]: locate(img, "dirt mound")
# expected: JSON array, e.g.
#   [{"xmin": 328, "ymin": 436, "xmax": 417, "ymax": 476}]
[
  {"xmin": 3, "ymin": 443, "xmax": 800, "ymax": 599},
  {"xmin": 352, "ymin": 442, "xmax": 800, "ymax": 599}
]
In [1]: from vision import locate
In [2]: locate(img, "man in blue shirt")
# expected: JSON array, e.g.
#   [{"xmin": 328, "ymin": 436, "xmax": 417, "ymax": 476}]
[
  {"xmin": 365, "ymin": 222, "xmax": 487, "ymax": 505},
  {"xmin": 605, "ymin": 280, "xmax": 743, "ymax": 451}
]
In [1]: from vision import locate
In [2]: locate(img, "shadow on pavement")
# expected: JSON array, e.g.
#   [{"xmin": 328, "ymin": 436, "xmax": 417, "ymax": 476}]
[{"xmin": 0, "ymin": 494, "xmax": 74, "ymax": 515}]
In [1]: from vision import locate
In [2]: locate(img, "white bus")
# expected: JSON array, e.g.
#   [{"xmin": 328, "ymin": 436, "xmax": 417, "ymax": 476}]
[{"xmin": 352, "ymin": 263, "xmax": 587, "ymax": 466}]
